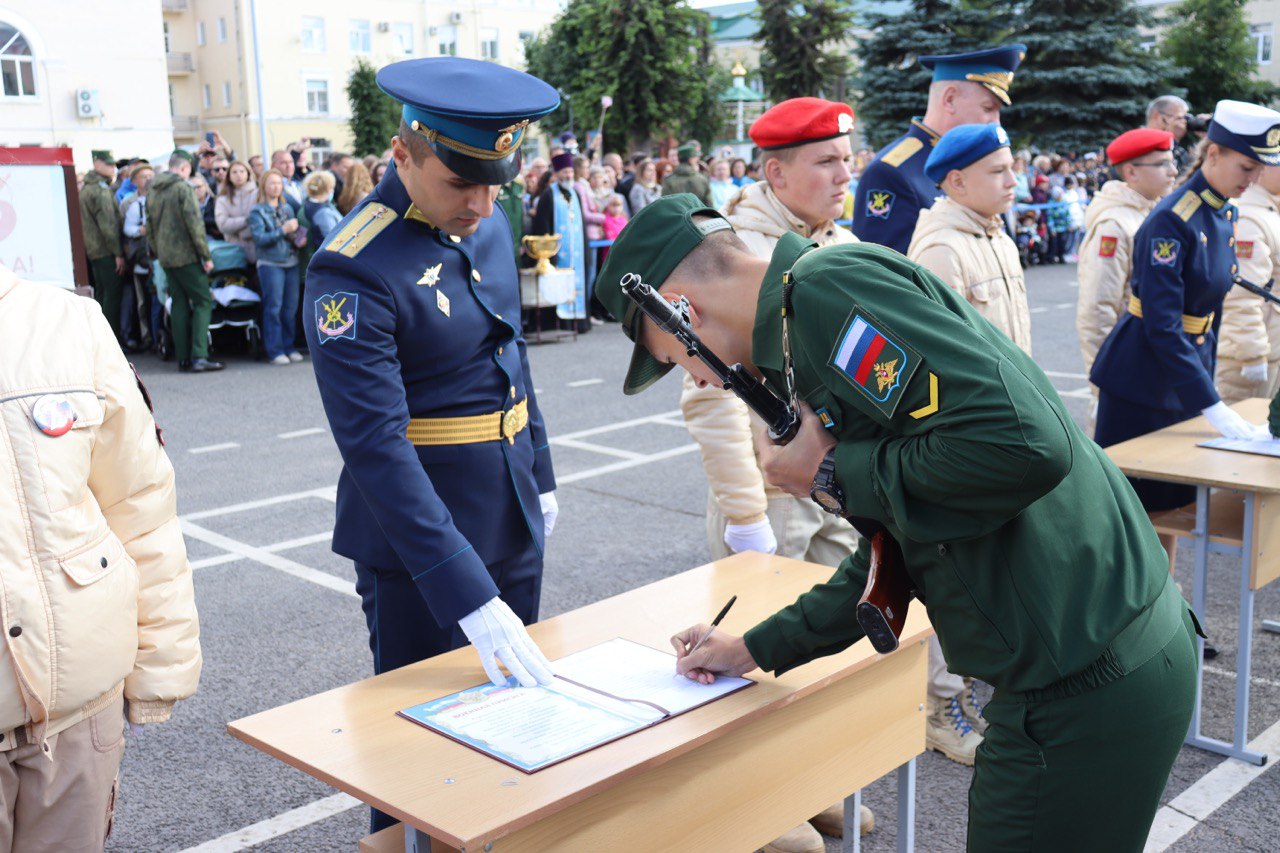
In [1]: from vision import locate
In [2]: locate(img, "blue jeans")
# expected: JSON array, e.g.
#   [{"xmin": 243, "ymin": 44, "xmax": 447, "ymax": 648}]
[{"xmin": 256, "ymin": 262, "xmax": 300, "ymax": 359}]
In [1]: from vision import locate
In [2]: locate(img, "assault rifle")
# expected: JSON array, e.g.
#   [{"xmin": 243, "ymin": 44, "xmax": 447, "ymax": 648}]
[
  {"xmin": 620, "ymin": 272, "xmax": 916, "ymax": 653},
  {"xmin": 1234, "ymin": 276, "xmax": 1280, "ymax": 308}
]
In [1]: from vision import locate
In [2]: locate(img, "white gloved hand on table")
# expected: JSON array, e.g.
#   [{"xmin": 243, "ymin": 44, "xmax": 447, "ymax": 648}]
[
  {"xmin": 1241, "ymin": 361, "xmax": 1270, "ymax": 384},
  {"xmin": 1202, "ymin": 401, "xmax": 1271, "ymax": 441},
  {"xmin": 723, "ymin": 519, "xmax": 778, "ymax": 554},
  {"xmin": 458, "ymin": 596, "xmax": 554, "ymax": 688},
  {"xmin": 539, "ymin": 491, "xmax": 558, "ymax": 538}
]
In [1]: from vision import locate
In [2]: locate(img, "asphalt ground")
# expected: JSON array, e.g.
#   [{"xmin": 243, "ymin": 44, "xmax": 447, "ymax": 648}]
[{"xmin": 102, "ymin": 260, "xmax": 1280, "ymax": 852}]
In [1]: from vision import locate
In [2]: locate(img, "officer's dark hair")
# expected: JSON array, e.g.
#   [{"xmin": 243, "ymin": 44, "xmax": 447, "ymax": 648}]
[
  {"xmin": 397, "ymin": 118, "xmax": 435, "ymax": 165},
  {"xmin": 1176, "ymin": 137, "xmax": 1211, "ymax": 189},
  {"xmin": 669, "ymin": 214, "xmax": 750, "ymax": 286}
]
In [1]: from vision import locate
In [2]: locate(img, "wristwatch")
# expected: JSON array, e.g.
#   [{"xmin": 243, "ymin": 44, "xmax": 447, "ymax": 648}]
[{"xmin": 809, "ymin": 448, "xmax": 846, "ymax": 516}]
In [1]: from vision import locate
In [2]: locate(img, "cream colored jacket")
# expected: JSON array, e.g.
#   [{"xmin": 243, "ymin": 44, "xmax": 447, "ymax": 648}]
[
  {"xmin": 679, "ymin": 182, "xmax": 857, "ymax": 524},
  {"xmin": 215, "ymin": 182, "xmax": 259, "ymax": 263},
  {"xmin": 908, "ymin": 197, "xmax": 1032, "ymax": 355},
  {"xmin": 1075, "ymin": 181, "xmax": 1156, "ymax": 373},
  {"xmin": 1220, "ymin": 183, "xmax": 1280, "ymax": 365},
  {"xmin": 0, "ymin": 267, "xmax": 200, "ymax": 745}
]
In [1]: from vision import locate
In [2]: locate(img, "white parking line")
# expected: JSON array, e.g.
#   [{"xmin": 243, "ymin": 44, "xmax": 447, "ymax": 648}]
[
  {"xmin": 567, "ymin": 378, "xmax": 604, "ymax": 387},
  {"xmin": 1053, "ymin": 302, "xmax": 1074, "ymax": 309},
  {"xmin": 1203, "ymin": 663, "xmax": 1280, "ymax": 691},
  {"xmin": 179, "ymin": 793, "xmax": 360, "ymax": 853},
  {"xmin": 189, "ymin": 531, "xmax": 335, "ymax": 570},
  {"xmin": 180, "ymin": 520, "xmax": 357, "ymax": 599},
  {"xmin": 183, "ymin": 487, "xmax": 337, "ymax": 522},
  {"xmin": 1057, "ymin": 387, "xmax": 1093, "ymax": 399},
  {"xmin": 1145, "ymin": 718, "xmax": 1280, "ymax": 851},
  {"xmin": 1042, "ymin": 371, "xmax": 1088, "ymax": 381},
  {"xmin": 1031, "ymin": 306, "xmax": 1050, "ymax": 314},
  {"xmin": 557, "ymin": 444, "xmax": 700, "ymax": 484},
  {"xmin": 189, "ymin": 442, "xmax": 240, "ymax": 455},
  {"xmin": 551, "ymin": 436, "xmax": 645, "ymax": 460},
  {"xmin": 278, "ymin": 427, "xmax": 327, "ymax": 439}
]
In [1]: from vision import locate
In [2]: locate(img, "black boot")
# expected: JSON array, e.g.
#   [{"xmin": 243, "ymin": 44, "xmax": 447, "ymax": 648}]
[
  {"xmin": 190, "ymin": 357, "xmax": 225, "ymax": 373},
  {"xmin": 178, "ymin": 360, "xmax": 193, "ymax": 373}
]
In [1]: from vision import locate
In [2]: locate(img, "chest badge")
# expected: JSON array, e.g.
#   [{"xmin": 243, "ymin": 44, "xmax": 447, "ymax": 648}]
[
  {"xmin": 418, "ymin": 263, "xmax": 442, "ymax": 287},
  {"xmin": 436, "ymin": 289, "xmax": 451, "ymax": 317},
  {"xmin": 31, "ymin": 394, "xmax": 77, "ymax": 437}
]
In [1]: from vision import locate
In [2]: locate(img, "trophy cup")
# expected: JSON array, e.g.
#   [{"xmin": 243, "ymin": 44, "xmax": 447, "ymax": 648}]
[{"xmin": 522, "ymin": 234, "xmax": 562, "ymax": 276}]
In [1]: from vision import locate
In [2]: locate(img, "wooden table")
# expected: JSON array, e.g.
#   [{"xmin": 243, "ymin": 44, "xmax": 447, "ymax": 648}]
[
  {"xmin": 1105, "ymin": 398, "xmax": 1280, "ymax": 765},
  {"xmin": 229, "ymin": 552, "xmax": 933, "ymax": 852}
]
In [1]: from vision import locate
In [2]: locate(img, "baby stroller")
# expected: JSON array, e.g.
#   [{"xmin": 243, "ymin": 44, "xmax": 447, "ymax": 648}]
[
  {"xmin": 154, "ymin": 239, "xmax": 263, "ymax": 360},
  {"xmin": 1016, "ymin": 210, "xmax": 1044, "ymax": 268}
]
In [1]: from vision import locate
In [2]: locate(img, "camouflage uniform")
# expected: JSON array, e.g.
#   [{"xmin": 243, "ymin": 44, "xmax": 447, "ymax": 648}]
[
  {"xmin": 147, "ymin": 172, "xmax": 213, "ymax": 362},
  {"xmin": 79, "ymin": 171, "xmax": 124, "ymax": 340}
]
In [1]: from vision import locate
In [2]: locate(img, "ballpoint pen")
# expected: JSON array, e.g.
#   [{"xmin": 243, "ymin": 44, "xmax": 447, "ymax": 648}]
[{"xmin": 686, "ymin": 594, "xmax": 737, "ymax": 657}]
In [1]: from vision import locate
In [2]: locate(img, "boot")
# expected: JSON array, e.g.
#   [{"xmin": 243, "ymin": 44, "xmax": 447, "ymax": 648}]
[
  {"xmin": 926, "ymin": 694, "xmax": 983, "ymax": 766},
  {"xmin": 761, "ymin": 822, "xmax": 824, "ymax": 853},
  {"xmin": 809, "ymin": 802, "xmax": 875, "ymax": 837},
  {"xmin": 960, "ymin": 677, "xmax": 988, "ymax": 735},
  {"xmin": 190, "ymin": 357, "xmax": 225, "ymax": 373}
]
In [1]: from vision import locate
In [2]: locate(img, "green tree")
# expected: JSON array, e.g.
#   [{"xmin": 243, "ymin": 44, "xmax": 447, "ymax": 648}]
[
  {"xmin": 346, "ymin": 58, "xmax": 401, "ymax": 157},
  {"xmin": 523, "ymin": 0, "xmax": 727, "ymax": 154},
  {"xmin": 1159, "ymin": 0, "xmax": 1280, "ymax": 110},
  {"xmin": 855, "ymin": 1, "xmax": 1014, "ymax": 149},
  {"xmin": 1007, "ymin": 0, "xmax": 1179, "ymax": 153},
  {"xmin": 755, "ymin": 0, "xmax": 857, "ymax": 102}
]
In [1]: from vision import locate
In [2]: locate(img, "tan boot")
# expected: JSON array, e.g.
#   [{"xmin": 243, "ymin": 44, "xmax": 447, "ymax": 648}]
[
  {"xmin": 761, "ymin": 822, "xmax": 825, "ymax": 853},
  {"xmin": 809, "ymin": 802, "xmax": 875, "ymax": 836},
  {"xmin": 926, "ymin": 694, "xmax": 983, "ymax": 766},
  {"xmin": 960, "ymin": 677, "xmax": 988, "ymax": 735}
]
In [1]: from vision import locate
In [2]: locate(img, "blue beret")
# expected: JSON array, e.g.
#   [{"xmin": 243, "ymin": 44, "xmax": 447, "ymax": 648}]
[
  {"xmin": 1207, "ymin": 99, "xmax": 1280, "ymax": 166},
  {"xmin": 920, "ymin": 44, "xmax": 1026, "ymax": 106},
  {"xmin": 377, "ymin": 57, "xmax": 559, "ymax": 185},
  {"xmin": 924, "ymin": 123, "xmax": 1012, "ymax": 185}
]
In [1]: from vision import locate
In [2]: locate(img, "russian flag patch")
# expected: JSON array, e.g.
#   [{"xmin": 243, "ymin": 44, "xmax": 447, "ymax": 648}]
[{"xmin": 830, "ymin": 311, "xmax": 921, "ymax": 416}]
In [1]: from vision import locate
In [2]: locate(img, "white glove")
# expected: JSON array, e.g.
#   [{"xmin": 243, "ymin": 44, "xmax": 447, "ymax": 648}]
[
  {"xmin": 723, "ymin": 519, "xmax": 778, "ymax": 554},
  {"xmin": 1241, "ymin": 362, "xmax": 1270, "ymax": 384},
  {"xmin": 539, "ymin": 491, "xmax": 558, "ymax": 538},
  {"xmin": 458, "ymin": 596, "xmax": 553, "ymax": 688},
  {"xmin": 1203, "ymin": 401, "xmax": 1272, "ymax": 441}
]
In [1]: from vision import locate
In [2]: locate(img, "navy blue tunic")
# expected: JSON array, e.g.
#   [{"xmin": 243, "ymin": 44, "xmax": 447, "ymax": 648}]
[{"xmin": 853, "ymin": 119, "xmax": 942, "ymax": 254}]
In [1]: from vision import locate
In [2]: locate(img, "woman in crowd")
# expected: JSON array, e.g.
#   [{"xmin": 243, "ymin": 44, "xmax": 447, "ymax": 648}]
[
  {"xmin": 572, "ymin": 155, "xmax": 607, "ymax": 245},
  {"xmin": 336, "ymin": 161, "xmax": 374, "ymax": 215},
  {"xmin": 248, "ymin": 168, "xmax": 304, "ymax": 366},
  {"xmin": 215, "ymin": 160, "xmax": 258, "ymax": 263},
  {"xmin": 303, "ymin": 171, "xmax": 343, "ymax": 247},
  {"xmin": 628, "ymin": 158, "xmax": 662, "ymax": 214},
  {"xmin": 371, "ymin": 160, "xmax": 390, "ymax": 185},
  {"xmin": 188, "ymin": 174, "xmax": 222, "ymax": 240},
  {"xmin": 729, "ymin": 158, "xmax": 753, "ymax": 187},
  {"xmin": 708, "ymin": 158, "xmax": 735, "ymax": 209},
  {"xmin": 589, "ymin": 166, "xmax": 613, "ymax": 211}
]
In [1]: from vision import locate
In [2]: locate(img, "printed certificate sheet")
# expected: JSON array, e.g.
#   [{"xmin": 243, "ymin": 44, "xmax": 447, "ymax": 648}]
[{"xmin": 1198, "ymin": 435, "xmax": 1280, "ymax": 458}]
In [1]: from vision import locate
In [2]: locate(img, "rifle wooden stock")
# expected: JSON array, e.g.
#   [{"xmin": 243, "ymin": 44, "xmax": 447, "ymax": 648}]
[{"xmin": 855, "ymin": 531, "xmax": 913, "ymax": 654}]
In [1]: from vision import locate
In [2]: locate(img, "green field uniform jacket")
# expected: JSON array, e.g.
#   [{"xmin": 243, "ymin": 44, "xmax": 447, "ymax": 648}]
[
  {"xmin": 661, "ymin": 165, "xmax": 711, "ymax": 207},
  {"xmin": 742, "ymin": 233, "xmax": 1185, "ymax": 696},
  {"xmin": 147, "ymin": 173, "xmax": 211, "ymax": 269},
  {"xmin": 79, "ymin": 171, "xmax": 121, "ymax": 261}
]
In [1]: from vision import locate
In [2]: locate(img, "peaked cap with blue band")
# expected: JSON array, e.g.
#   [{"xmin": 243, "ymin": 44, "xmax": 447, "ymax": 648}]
[
  {"xmin": 920, "ymin": 44, "xmax": 1027, "ymax": 106},
  {"xmin": 925, "ymin": 123, "xmax": 1011, "ymax": 185},
  {"xmin": 377, "ymin": 57, "xmax": 559, "ymax": 185},
  {"xmin": 1207, "ymin": 99, "xmax": 1280, "ymax": 167}
]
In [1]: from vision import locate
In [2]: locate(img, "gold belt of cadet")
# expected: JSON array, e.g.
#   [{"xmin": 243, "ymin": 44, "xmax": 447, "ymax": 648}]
[
  {"xmin": 406, "ymin": 398, "xmax": 528, "ymax": 446},
  {"xmin": 1127, "ymin": 295, "xmax": 1215, "ymax": 335}
]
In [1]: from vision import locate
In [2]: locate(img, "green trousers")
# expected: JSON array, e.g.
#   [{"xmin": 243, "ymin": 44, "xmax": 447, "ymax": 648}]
[
  {"xmin": 968, "ymin": 607, "xmax": 1198, "ymax": 851},
  {"xmin": 163, "ymin": 263, "xmax": 212, "ymax": 360},
  {"xmin": 89, "ymin": 255, "xmax": 124, "ymax": 342}
]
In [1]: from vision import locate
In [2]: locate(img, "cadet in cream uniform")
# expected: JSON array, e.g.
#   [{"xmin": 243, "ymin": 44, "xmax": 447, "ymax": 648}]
[{"xmin": 1217, "ymin": 165, "xmax": 1280, "ymax": 402}]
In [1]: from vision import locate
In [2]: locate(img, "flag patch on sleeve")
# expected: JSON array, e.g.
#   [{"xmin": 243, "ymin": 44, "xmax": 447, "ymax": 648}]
[
  {"xmin": 1237, "ymin": 241, "xmax": 1255, "ymax": 259},
  {"xmin": 1099, "ymin": 236, "xmax": 1118, "ymax": 258},
  {"xmin": 830, "ymin": 310, "xmax": 922, "ymax": 417}
]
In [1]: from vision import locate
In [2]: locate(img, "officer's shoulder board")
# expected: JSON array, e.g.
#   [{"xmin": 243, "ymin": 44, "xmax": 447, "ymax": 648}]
[
  {"xmin": 1171, "ymin": 191, "xmax": 1202, "ymax": 222},
  {"xmin": 324, "ymin": 203, "xmax": 396, "ymax": 258},
  {"xmin": 879, "ymin": 137, "xmax": 924, "ymax": 169}
]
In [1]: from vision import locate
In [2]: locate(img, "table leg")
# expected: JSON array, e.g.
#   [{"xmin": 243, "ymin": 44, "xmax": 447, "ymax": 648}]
[
  {"xmin": 1187, "ymin": 485, "xmax": 1210, "ymax": 745},
  {"xmin": 842, "ymin": 789, "xmax": 861, "ymax": 853},
  {"xmin": 404, "ymin": 825, "xmax": 431, "ymax": 853},
  {"xmin": 896, "ymin": 758, "xmax": 916, "ymax": 853}
]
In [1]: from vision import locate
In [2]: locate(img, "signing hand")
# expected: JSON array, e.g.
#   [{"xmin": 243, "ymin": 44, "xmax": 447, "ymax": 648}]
[
  {"xmin": 670, "ymin": 624, "xmax": 758, "ymax": 684},
  {"xmin": 756, "ymin": 401, "xmax": 835, "ymax": 498}
]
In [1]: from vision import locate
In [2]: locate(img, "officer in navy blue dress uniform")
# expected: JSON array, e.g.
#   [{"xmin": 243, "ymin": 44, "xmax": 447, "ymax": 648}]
[
  {"xmin": 304, "ymin": 62, "xmax": 561, "ymax": 831},
  {"xmin": 1094, "ymin": 100, "xmax": 1279, "ymax": 519},
  {"xmin": 853, "ymin": 44, "xmax": 1025, "ymax": 254}
]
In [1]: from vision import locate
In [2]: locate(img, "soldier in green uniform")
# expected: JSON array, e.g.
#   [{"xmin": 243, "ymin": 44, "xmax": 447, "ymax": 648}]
[
  {"xmin": 79, "ymin": 149, "xmax": 126, "ymax": 343},
  {"xmin": 661, "ymin": 142, "xmax": 712, "ymax": 206},
  {"xmin": 594, "ymin": 194, "xmax": 1201, "ymax": 851}
]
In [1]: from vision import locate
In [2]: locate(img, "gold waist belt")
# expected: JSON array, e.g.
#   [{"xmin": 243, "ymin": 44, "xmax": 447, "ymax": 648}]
[
  {"xmin": 407, "ymin": 398, "xmax": 528, "ymax": 445},
  {"xmin": 1127, "ymin": 295, "xmax": 1215, "ymax": 335}
]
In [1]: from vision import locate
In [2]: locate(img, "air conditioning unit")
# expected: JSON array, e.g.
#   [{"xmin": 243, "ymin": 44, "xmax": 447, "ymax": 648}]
[
  {"xmin": 449, "ymin": 11, "xmax": 463, "ymax": 24},
  {"xmin": 377, "ymin": 22, "xmax": 390, "ymax": 32},
  {"xmin": 75, "ymin": 88, "xmax": 102, "ymax": 119}
]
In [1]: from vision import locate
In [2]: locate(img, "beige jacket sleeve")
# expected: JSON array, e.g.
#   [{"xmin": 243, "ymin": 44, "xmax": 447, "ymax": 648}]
[
  {"xmin": 910, "ymin": 242, "xmax": 966, "ymax": 296},
  {"xmin": 679, "ymin": 372, "xmax": 768, "ymax": 525},
  {"xmin": 87, "ymin": 302, "xmax": 201, "ymax": 724},
  {"xmin": 1219, "ymin": 216, "xmax": 1272, "ymax": 364},
  {"xmin": 1076, "ymin": 223, "xmax": 1133, "ymax": 372}
]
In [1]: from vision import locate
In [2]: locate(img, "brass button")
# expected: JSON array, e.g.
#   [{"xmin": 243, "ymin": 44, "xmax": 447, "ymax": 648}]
[
  {"xmin": 494, "ymin": 313, "xmax": 502, "ymax": 320},
  {"xmin": 1229, "ymin": 237, "xmax": 1236, "ymax": 246},
  {"xmin": 472, "ymin": 270, "xmax": 482, "ymax": 282},
  {"xmin": 1196, "ymin": 335, "xmax": 1206, "ymax": 345},
  {"xmin": 1231, "ymin": 264, "xmax": 1238, "ymax": 274},
  {"xmin": 510, "ymin": 387, "xmax": 516, "ymax": 399},
  {"xmin": 498, "ymin": 347, "xmax": 504, "ymax": 355},
  {"xmin": 450, "ymin": 235, "xmax": 461, "ymax": 243}
]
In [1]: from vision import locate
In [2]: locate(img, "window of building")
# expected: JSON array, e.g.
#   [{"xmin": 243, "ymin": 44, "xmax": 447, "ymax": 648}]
[
  {"xmin": 301, "ymin": 16, "xmax": 325, "ymax": 52},
  {"xmin": 202, "ymin": 83, "xmax": 211, "ymax": 109},
  {"xmin": 392, "ymin": 22, "xmax": 413, "ymax": 56},
  {"xmin": 217, "ymin": 17, "xmax": 227, "ymax": 43},
  {"xmin": 168, "ymin": 82, "xmax": 175, "ymax": 115},
  {"xmin": 0, "ymin": 23, "xmax": 36, "ymax": 99},
  {"xmin": 436, "ymin": 25, "xmax": 457, "ymax": 56},
  {"xmin": 163, "ymin": 21, "xmax": 171, "ymax": 53},
  {"xmin": 196, "ymin": 20, "xmax": 206, "ymax": 46},
  {"xmin": 222, "ymin": 81, "xmax": 232, "ymax": 107},
  {"xmin": 480, "ymin": 28, "xmax": 499, "ymax": 61},
  {"xmin": 349, "ymin": 20, "xmax": 371, "ymax": 53},
  {"xmin": 1253, "ymin": 23, "xmax": 1273, "ymax": 65},
  {"xmin": 306, "ymin": 79, "xmax": 329, "ymax": 115}
]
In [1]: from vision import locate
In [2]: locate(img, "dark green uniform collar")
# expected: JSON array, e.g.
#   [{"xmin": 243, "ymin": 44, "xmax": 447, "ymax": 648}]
[{"xmin": 752, "ymin": 231, "xmax": 817, "ymax": 375}]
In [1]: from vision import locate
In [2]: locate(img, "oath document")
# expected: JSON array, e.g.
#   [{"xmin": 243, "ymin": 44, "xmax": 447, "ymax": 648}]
[
  {"xmin": 1197, "ymin": 435, "xmax": 1280, "ymax": 458},
  {"xmin": 397, "ymin": 638, "xmax": 754, "ymax": 772}
]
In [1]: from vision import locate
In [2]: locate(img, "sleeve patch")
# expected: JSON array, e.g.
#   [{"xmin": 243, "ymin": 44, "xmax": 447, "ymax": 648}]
[
  {"xmin": 865, "ymin": 189, "xmax": 896, "ymax": 219},
  {"xmin": 1237, "ymin": 240, "xmax": 1255, "ymax": 259},
  {"xmin": 1099, "ymin": 236, "xmax": 1118, "ymax": 258},
  {"xmin": 315, "ymin": 291, "xmax": 360, "ymax": 343},
  {"xmin": 829, "ymin": 309, "xmax": 922, "ymax": 418},
  {"xmin": 880, "ymin": 137, "xmax": 923, "ymax": 168},
  {"xmin": 1151, "ymin": 237, "xmax": 1180, "ymax": 266}
]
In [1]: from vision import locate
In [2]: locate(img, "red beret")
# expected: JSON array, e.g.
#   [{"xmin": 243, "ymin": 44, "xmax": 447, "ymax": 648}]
[
  {"xmin": 750, "ymin": 97, "xmax": 855, "ymax": 151},
  {"xmin": 1106, "ymin": 128, "xmax": 1174, "ymax": 165}
]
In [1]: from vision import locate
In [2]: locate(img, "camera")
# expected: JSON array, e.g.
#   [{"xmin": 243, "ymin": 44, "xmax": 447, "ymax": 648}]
[{"xmin": 1186, "ymin": 114, "xmax": 1210, "ymax": 133}]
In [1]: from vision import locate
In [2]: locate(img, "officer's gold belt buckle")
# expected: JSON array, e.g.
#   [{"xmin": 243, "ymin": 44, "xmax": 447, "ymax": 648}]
[
  {"xmin": 406, "ymin": 398, "xmax": 528, "ymax": 446},
  {"xmin": 1127, "ymin": 295, "xmax": 1214, "ymax": 335}
]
